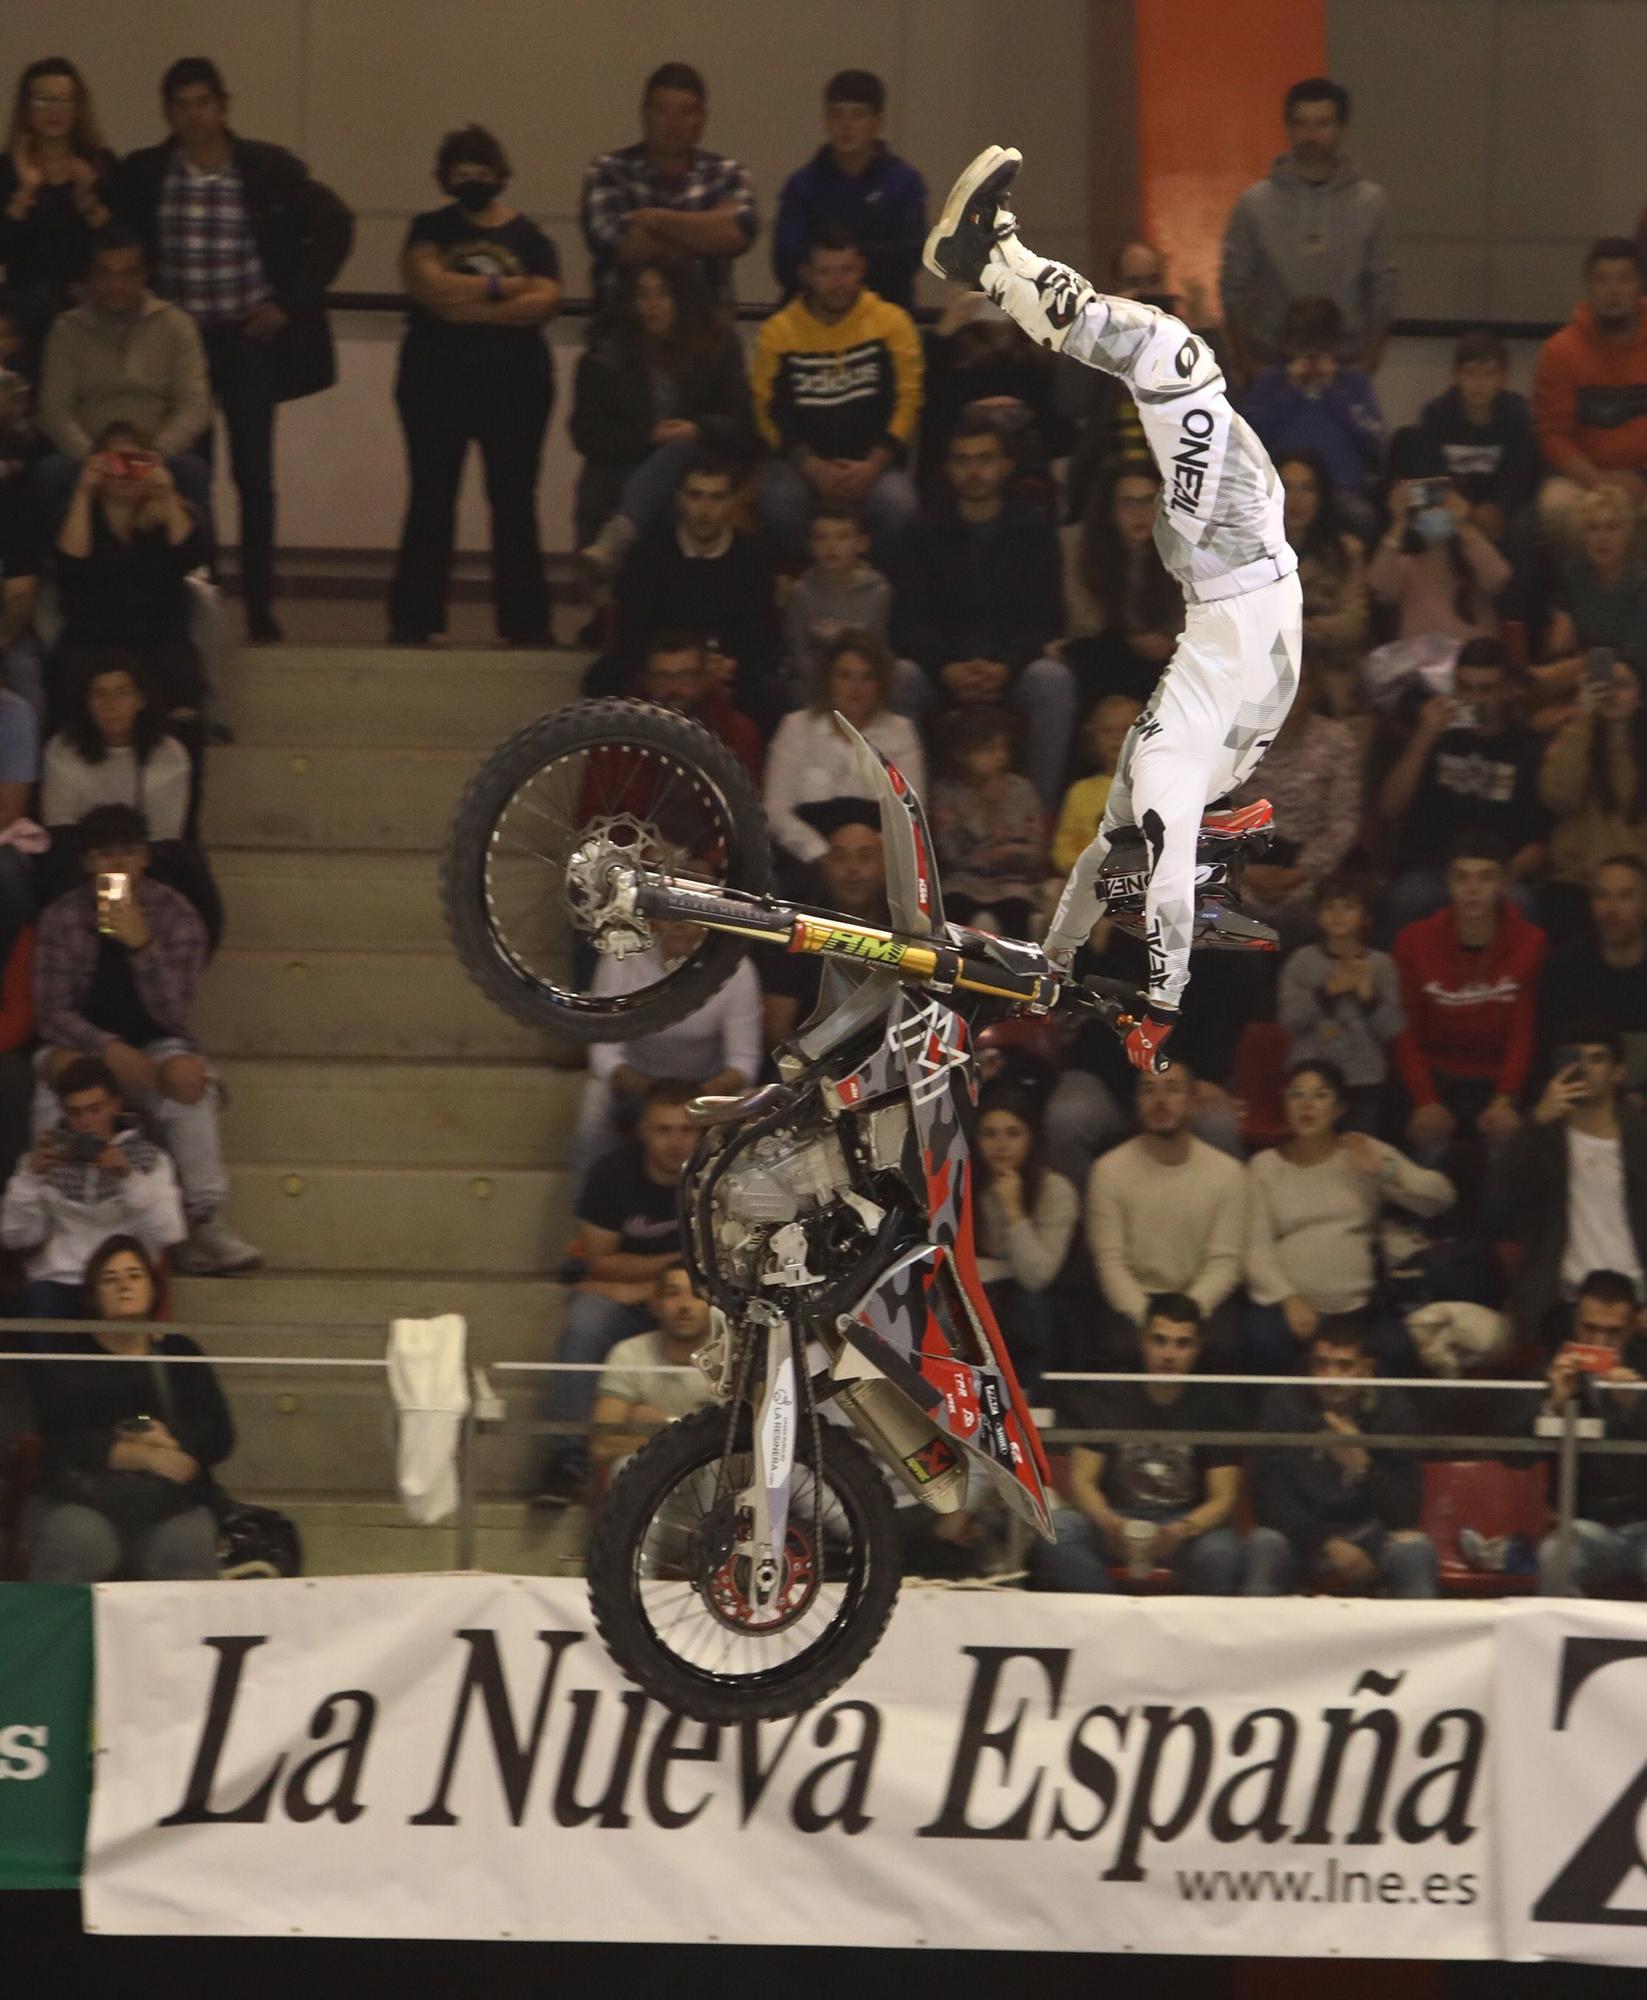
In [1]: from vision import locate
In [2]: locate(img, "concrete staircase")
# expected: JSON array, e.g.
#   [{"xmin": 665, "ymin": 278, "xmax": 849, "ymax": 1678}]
[{"xmin": 189, "ymin": 645, "xmax": 594, "ymax": 1574}]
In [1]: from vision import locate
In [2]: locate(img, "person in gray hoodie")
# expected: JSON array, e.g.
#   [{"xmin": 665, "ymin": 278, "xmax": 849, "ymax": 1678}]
[{"xmin": 1219, "ymin": 78, "xmax": 1397, "ymax": 384}]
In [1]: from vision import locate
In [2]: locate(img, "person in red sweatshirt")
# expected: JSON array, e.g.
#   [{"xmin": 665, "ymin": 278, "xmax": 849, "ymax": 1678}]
[
  {"xmin": 1533, "ymin": 238, "xmax": 1647, "ymax": 549},
  {"xmin": 1393, "ymin": 830, "xmax": 1547, "ymax": 1164}
]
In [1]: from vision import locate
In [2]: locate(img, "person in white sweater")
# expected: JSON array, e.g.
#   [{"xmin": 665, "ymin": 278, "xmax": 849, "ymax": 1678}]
[
  {"xmin": 41, "ymin": 652, "xmax": 192, "ymax": 842},
  {"xmin": 1245, "ymin": 1057, "xmax": 1454, "ymax": 1376},
  {"xmin": 974, "ymin": 1081, "xmax": 1079, "ymax": 1393},
  {"xmin": 762, "ymin": 630, "xmax": 926, "ymax": 877},
  {"xmin": 1086, "ymin": 1062, "xmax": 1248, "ymax": 1364}
]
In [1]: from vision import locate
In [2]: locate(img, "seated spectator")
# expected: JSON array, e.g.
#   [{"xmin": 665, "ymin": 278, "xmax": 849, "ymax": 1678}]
[
  {"xmin": 1086, "ymin": 1064, "xmax": 1247, "ymax": 1364},
  {"xmin": 629, "ymin": 629, "xmax": 762, "ymax": 787},
  {"xmin": 1533, "ymin": 1268, "xmax": 1647, "ymax": 1595},
  {"xmin": 1277, "ymin": 875, "xmax": 1405, "ymax": 1126},
  {"xmin": 42, "ymin": 650, "xmax": 191, "ymax": 841},
  {"xmin": 1538, "ymin": 854, "xmax": 1647, "ymax": 1060},
  {"xmin": 33, "ymin": 803, "xmax": 259, "ymax": 1275},
  {"xmin": 764, "ymin": 631, "xmax": 924, "ymax": 880},
  {"xmin": 576, "ymin": 917, "xmax": 760, "ymax": 1175},
  {"xmin": 930, "ymin": 708, "xmax": 1048, "ymax": 941},
  {"xmin": 0, "ymin": 678, "xmax": 37, "ymax": 947},
  {"xmin": 893, "ymin": 411, "xmax": 1074, "ymax": 809},
  {"xmin": 1245, "ymin": 1317, "xmax": 1436, "ymax": 1597},
  {"xmin": 915, "ymin": 292, "xmax": 1069, "ymax": 499},
  {"xmin": 1367, "ymin": 473, "xmax": 1511, "ymax": 645},
  {"xmin": 1, "ymin": 1058, "xmax": 184, "ymax": 1319},
  {"xmin": 532, "ymin": 1081, "xmax": 697, "ymax": 1508},
  {"xmin": 1407, "ymin": 329, "xmax": 1540, "ymax": 535},
  {"xmin": 1229, "ymin": 662, "xmax": 1362, "ymax": 945},
  {"xmin": 1490, "ymin": 1022, "xmax": 1647, "ymax": 1351},
  {"xmin": 1538, "ymin": 658, "xmax": 1647, "ymax": 941},
  {"xmin": 752, "ymin": 224, "xmax": 923, "ymax": 564},
  {"xmin": 772, "ymin": 70, "xmax": 925, "ymax": 310},
  {"xmin": 759, "ymin": 796, "xmax": 886, "ymax": 1047},
  {"xmin": 1378, "ymin": 638, "xmax": 1548, "ymax": 933},
  {"xmin": 387, "ymin": 123, "xmax": 560, "ymax": 649},
  {"xmin": 598, "ymin": 454, "xmax": 779, "ymax": 727},
  {"xmin": 1277, "ymin": 449, "xmax": 1368, "ymax": 724},
  {"xmin": 1052, "ymin": 695, "xmax": 1139, "ymax": 876},
  {"xmin": 1532, "ymin": 238, "xmax": 1647, "ymax": 549},
  {"xmin": 1060, "ymin": 459, "xmax": 1183, "ymax": 711},
  {"xmin": 0, "ymin": 924, "xmax": 36, "ymax": 1198},
  {"xmin": 1393, "ymin": 833, "xmax": 1547, "ymax": 1167},
  {"xmin": 1240, "ymin": 297, "xmax": 1383, "ymax": 530},
  {"xmin": 0, "ymin": 356, "xmax": 46, "ymax": 708},
  {"xmin": 1031, "ymin": 1293, "xmax": 1245, "ymax": 1594},
  {"xmin": 0, "ymin": 58, "xmax": 116, "ymax": 361},
  {"xmin": 974, "ymin": 1081, "xmax": 1078, "ymax": 1394},
  {"xmin": 571, "ymin": 259, "xmax": 753, "ymax": 574},
  {"xmin": 36, "ymin": 227, "xmax": 209, "ymax": 512},
  {"xmin": 778, "ymin": 508, "xmax": 891, "ymax": 702},
  {"xmin": 589, "ymin": 1264, "xmax": 713, "ymax": 1480},
  {"xmin": 23, "ymin": 1232, "xmax": 228, "ymax": 1583},
  {"xmin": 580, "ymin": 62, "xmax": 757, "ymax": 313},
  {"xmin": 1538, "ymin": 487, "xmax": 1647, "ymax": 704},
  {"xmin": 1245, "ymin": 1058, "xmax": 1452, "ymax": 1375}
]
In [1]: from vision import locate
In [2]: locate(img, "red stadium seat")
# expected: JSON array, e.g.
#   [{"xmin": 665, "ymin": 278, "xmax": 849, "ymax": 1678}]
[
  {"xmin": 1421, "ymin": 1459, "xmax": 1550, "ymax": 1596},
  {"xmin": 1232, "ymin": 1020, "xmax": 1292, "ymax": 1149}
]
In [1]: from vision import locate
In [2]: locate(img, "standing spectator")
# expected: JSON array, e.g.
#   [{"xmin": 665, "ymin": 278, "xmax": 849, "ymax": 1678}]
[
  {"xmin": 1538, "ymin": 855, "xmax": 1647, "ymax": 1058},
  {"xmin": 1490, "ymin": 1023, "xmax": 1647, "ymax": 1350},
  {"xmin": 1408, "ymin": 330, "xmax": 1540, "ymax": 532},
  {"xmin": 1219, "ymin": 77, "xmax": 1396, "ymax": 384},
  {"xmin": 974, "ymin": 1080, "xmax": 1078, "ymax": 1395},
  {"xmin": 24, "ymin": 1231, "xmax": 231, "ymax": 1583},
  {"xmin": 1539, "ymin": 660, "xmax": 1647, "ymax": 939},
  {"xmin": 752, "ymin": 225, "xmax": 923, "ymax": 564},
  {"xmin": 1052, "ymin": 694, "xmax": 1140, "ymax": 877},
  {"xmin": 1240, "ymin": 297, "xmax": 1383, "ymax": 529},
  {"xmin": 33, "ymin": 803, "xmax": 259, "ymax": 1275},
  {"xmin": 1245, "ymin": 1318, "xmax": 1437, "ymax": 1597},
  {"xmin": 1532, "ymin": 1269, "xmax": 1647, "ymax": 1595},
  {"xmin": 1532, "ymin": 239, "xmax": 1647, "ymax": 548},
  {"xmin": 1060, "ymin": 459, "xmax": 1184, "ymax": 711},
  {"xmin": 1277, "ymin": 449, "xmax": 1369, "ymax": 725},
  {"xmin": 386, "ymin": 124, "xmax": 559, "ymax": 649},
  {"xmin": 1086, "ymin": 1063, "xmax": 1247, "ymax": 1362},
  {"xmin": 764, "ymin": 631, "xmax": 924, "ymax": 877},
  {"xmin": 930, "ymin": 708, "xmax": 1048, "ymax": 940},
  {"xmin": 773, "ymin": 70, "xmax": 925, "ymax": 309},
  {"xmin": 759, "ymin": 797, "xmax": 886, "ymax": 1047},
  {"xmin": 893, "ymin": 412, "xmax": 1073, "ymax": 809},
  {"xmin": 37, "ymin": 229, "xmax": 210, "ymax": 507},
  {"xmin": 778, "ymin": 508, "xmax": 891, "ymax": 700},
  {"xmin": 1367, "ymin": 475, "xmax": 1511, "ymax": 645},
  {"xmin": 0, "ymin": 58, "xmax": 115, "ymax": 358},
  {"xmin": 1, "ymin": 1058, "xmax": 184, "ymax": 1318},
  {"xmin": 1031, "ymin": 1294, "xmax": 1245, "ymax": 1595},
  {"xmin": 1278, "ymin": 875, "xmax": 1405, "ymax": 1124},
  {"xmin": 118, "ymin": 57, "xmax": 354, "ymax": 642},
  {"xmin": 1393, "ymin": 833, "xmax": 1547, "ymax": 1165},
  {"xmin": 588, "ymin": 1265, "xmax": 714, "ymax": 1479},
  {"xmin": 1245, "ymin": 1058, "xmax": 1452, "ymax": 1375},
  {"xmin": 41, "ymin": 651, "xmax": 190, "ymax": 842},
  {"xmin": 532, "ymin": 1080, "xmax": 698, "ymax": 1508},
  {"xmin": 571, "ymin": 261, "xmax": 752, "ymax": 571},
  {"xmin": 1378, "ymin": 638, "xmax": 1548, "ymax": 932},
  {"xmin": 580, "ymin": 62, "xmax": 756, "ymax": 311}
]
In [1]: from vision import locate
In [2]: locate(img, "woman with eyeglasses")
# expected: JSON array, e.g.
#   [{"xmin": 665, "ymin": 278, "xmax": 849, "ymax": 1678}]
[
  {"xmin": 1245, "ymin": 1058, "xmax": 1453, "ymax": 1377},
  {"xmin": 0, "ymin": 58, "xmax": 116, "ymax": 357}
]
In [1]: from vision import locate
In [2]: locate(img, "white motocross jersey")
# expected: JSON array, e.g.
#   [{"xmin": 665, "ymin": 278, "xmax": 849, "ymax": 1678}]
[{"xmin": 1062, "ymin": 295, "xmax": 1296, "ymax": 604}]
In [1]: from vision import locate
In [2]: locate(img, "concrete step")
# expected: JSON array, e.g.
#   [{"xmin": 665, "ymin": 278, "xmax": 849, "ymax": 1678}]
[
  {"xmin": 196, "ymin": 947, "xmax": 570, "ymax": 1059},
  {"xmin": 217, "ymin": 1058, "xmax": 582, "ymax": 1168},
  {"xmin": 216, "ymin": 1163, "xmax": 573, "ymax": 1274},
  {"xmin": 214, "ymin": 849, "xmax": 448, "ymax": 949},
  {"xmin": 218, "ymin": 647, "xmax": 586, "ymax": 747},
  {"xmin": 202, "ymin": 744, "xmax": 480, "ymax": 850},
  {"xmin": 236, "ymin": 1498, "xmax": 587, "ymax": 1576},
  {"xmin": 171, "ymin": 1270, "xmax": 566, "ymax": 1361}
]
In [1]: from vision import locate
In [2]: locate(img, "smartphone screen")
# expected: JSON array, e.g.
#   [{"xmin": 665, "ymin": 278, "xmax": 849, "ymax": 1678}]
[{"xmin": 95, "ymin": 870, "xmax": 129, "ymax": 935}]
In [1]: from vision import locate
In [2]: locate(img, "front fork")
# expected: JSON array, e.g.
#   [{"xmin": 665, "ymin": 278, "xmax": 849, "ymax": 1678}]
[{"xmin": 737, "ymin": 1303, "xmax": 797, "ymax": 1610}]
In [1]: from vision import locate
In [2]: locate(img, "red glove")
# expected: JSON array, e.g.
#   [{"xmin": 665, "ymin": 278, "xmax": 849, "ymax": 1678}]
[{"xmin": 1124, "ymin": 1011, "xmax": 1177, "ymax": 1073}]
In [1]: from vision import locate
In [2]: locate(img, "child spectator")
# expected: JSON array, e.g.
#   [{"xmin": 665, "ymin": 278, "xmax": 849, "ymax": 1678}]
[
  {"xmin": 1538, "ymin": 659, "xmax": 1647, "ymax": 941},
  {"xmin": 1052, "ymin": 694, "xmax": 1139, "ymax": 876},
  {"xmin": 778, "ymin": 508, "xmax": 891, "ymax": 700},
  {"xmin": 1060, "ymin": 459, "xmax": 1183, "ymax": 709},
  {"xmin": 1241, "ymin": 297, "xmax": 1383, "ymax": 530},
  {"xmin": 42, "ymin": 651, "xmax": 191, "ymax": 842},
  {"xmin": 929, "ymin": 708, "xmax": 1048, "ymax": 939},
  {"xmin": 1407, "ymin": 329, "xmax": 1540, "ymax": 532},
  {"xmin": 764, "ymin": 631, "xmax": 924, "ymax": 877},
  {"xmin": 1277, "ymin": 449, "xmax": 1369, "ymax": 723},
  {"xmin": 973, "ymin": 1081, "xmax": 1079, "ymax": 1394},
  {"xmin": 1368, "ymin": 473, "xmax": 1510, "ymax": 644},
  {"xmin": 1277, "ymin": 876, "xmax": 1404, "ymax": 1124}
]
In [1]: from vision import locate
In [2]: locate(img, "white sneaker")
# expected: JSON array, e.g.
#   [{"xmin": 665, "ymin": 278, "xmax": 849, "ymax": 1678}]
[{"xmin": 173, "ymin": 1217, "xmax": 263, "ymax": 1276}]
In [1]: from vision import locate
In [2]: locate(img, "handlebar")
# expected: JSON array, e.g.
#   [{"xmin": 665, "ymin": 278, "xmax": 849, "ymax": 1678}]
[{"xmin": 1062, "ymin": 973, "xmax": 1147, "ymax": 1034}]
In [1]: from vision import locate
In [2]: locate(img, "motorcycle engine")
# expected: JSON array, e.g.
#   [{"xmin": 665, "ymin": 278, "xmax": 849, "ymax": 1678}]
[{"xmin": 711, "ymin": 1121, "xmax": 874, "ymax": 1293}]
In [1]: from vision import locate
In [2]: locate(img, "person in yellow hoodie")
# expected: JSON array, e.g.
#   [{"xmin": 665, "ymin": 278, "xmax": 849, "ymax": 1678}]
[{"xmin": 751, "ymin": 222, "xmax": 922, "ymax": 563}]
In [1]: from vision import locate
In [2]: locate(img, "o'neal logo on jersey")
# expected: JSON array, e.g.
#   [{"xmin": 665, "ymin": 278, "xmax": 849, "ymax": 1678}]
[{"xmin": 1168, "ymin": 406, "xmax": 1216, "ymax": 518}]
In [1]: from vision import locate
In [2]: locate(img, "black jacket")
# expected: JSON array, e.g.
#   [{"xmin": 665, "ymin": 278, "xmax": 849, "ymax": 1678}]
[
  {"xmin": 1489, "ymin": 1110, "xmax": 1647, "ymax": 1345},
  {"xmin": 1545, "ymin": 1332, "xmax": 1647, "ymax": 1526},
  {"xmin": 116, "ymin": 134, "xmax": 354, "ymax": 403},
  {"xmin": 570, "ymin": 324, "xmax": 754, "ymax": 469},
  {"xmin": 32, "ymin": 1331, "xmax": 234, "ymax": 1505},
  {"xmin": 1253, "ymin": 1384, "xmax": 1424, "ymax": 1558},
  {"xmin": 893, "ymin": 495, "xmax": 1064, "ymax": 678}
]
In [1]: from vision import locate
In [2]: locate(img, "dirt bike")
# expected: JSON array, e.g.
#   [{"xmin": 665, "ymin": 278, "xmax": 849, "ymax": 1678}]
[{"xmin": 443, "ymin": 699, "xmax": 1276, "ymax": 1724}]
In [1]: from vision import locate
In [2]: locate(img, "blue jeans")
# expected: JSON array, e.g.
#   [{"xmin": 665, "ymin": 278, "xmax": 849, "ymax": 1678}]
[
  {"xmin": 755, "ymin": 456, "xmax": 920, "ymax": 567},
  {"xmin": 1032, "ymin": 1503, "xmax": 1246, "ymax": 1593},
  {"xmin": 1244, "ymin": 1302, "xmax": 1420, "ymax": 1378},
  {"xmin": 892, "ymin": 653, "xmax": 1078, "ymax": 813},
  {"xmin": 615, "ymin": 437, "xmax": 703, "ymax": 538},
  {"xmin": 1537, "ymin": 1517, "xmax": 1647, "ymax": 1596},
  {"xmin": 545, "ymin": 1292, "xmax": 655, "ymax": 1478},
  {"xmin": 1243, "ymin": 1523, "xmax": 1438, "ymax": 1597}
]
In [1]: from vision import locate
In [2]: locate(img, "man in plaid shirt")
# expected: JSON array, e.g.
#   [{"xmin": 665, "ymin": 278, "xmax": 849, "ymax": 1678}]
[
  {"xmin": 33, "ymin": 803, "xmax": 260, "ymax": 1275},
  {"xmin": 581, "ymin": 61, "xmax": 757, "ymax": 310}
]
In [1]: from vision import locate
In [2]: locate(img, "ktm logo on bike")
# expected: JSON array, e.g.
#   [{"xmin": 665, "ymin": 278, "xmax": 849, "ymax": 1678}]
[{"xmin": 905, "ymin": 1437, "xmax": 960, "ymax": 1483}]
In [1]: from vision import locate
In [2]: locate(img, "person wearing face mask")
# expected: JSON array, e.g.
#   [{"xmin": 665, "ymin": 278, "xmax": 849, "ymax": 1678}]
[
  {"xmin": 1367, "ymin": 472, "xmax": 1510, "ymax": 646},
  {"xmin": 387, "ymin": 125, "xmax": 561, "ymax": 648},
  {"xmin": 1533, "ymin": 238, "xmax": 1647, "ymax": 551}
]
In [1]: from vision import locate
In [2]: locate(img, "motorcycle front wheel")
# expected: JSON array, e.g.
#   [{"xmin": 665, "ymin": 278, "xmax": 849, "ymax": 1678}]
[{"xmin": 587, "ymin": 1405, "xmax": 902, "ymax": 1725}]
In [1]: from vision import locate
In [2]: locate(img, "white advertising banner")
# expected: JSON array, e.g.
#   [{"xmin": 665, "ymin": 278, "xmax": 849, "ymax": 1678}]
[
  {"xmin": 84, "ymin": 1577, "xmax": 1498, "ymax": 1952},
  {"xmin": 1495, "ymin": 1600, "xmax": 1647, "ymax": 1965}
]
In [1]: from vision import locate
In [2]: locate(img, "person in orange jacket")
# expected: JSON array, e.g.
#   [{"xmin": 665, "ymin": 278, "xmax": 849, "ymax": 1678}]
[{"xmin": 1532, "ymin": 238, "xmax": 1647, "ymax": 549}]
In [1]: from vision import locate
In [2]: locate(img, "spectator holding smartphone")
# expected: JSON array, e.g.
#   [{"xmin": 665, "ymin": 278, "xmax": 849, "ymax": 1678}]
[
  {"xmin": 1367, "ymin": 473, "xmax": 1509, "ymax": 645},
  {"xmin": 1538, "ymin": 655, "xmax": 1647, "ymax": 941}
]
